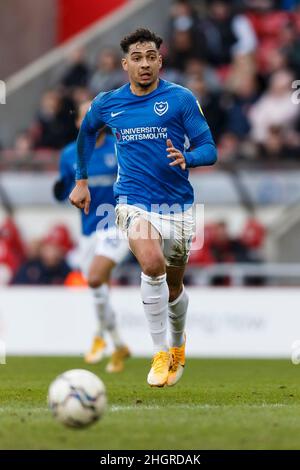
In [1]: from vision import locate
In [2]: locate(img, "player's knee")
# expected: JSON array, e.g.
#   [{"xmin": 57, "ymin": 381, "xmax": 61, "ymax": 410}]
[
  {"xmin": 141, "ymin": 254, "xmax": 165, "ymax": 277},
  {"xmin": 87, "ymin": 273, "xmax": 103, "ymax": 289}
]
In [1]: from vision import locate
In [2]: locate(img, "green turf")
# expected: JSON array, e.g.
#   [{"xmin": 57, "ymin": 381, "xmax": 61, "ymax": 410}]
[{"xmin": 0, "ymin": 357, "xmax": 300, "ymax": 449}]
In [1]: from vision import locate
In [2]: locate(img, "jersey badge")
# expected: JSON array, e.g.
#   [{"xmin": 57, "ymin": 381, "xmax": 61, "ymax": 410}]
[{"xmin": 154, "ymin": 101, "xmax": 169, "ymax": 116}]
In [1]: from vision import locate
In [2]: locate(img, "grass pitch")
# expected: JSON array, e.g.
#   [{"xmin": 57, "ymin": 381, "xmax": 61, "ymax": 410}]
[{"xmin": 0, "ymin": 357, "xmax": 300, "ymax": 449}]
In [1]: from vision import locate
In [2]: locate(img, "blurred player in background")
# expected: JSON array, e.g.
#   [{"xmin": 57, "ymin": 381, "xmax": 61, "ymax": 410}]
[
  {"xmin": 70, "ymin": 29, "xmax": 217, "ymax": 387},
  {"xmin": 54, "ymin": 101, "xmax": 130, "ymax": 372}
]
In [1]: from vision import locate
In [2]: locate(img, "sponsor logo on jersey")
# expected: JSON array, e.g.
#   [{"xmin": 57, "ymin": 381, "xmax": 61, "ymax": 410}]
[{"xmin": 116, "ymin": 126, "xmax": 168, "ymax": 142}]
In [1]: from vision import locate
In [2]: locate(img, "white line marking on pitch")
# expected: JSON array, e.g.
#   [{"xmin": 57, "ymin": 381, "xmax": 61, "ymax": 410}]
[
  {"xmin": 109, "ymin": 403, "xmax": 287, "ymax": 412},
  {"xmin": 0, "ymin": 403, "xmax": 289, "ymax": 415}
]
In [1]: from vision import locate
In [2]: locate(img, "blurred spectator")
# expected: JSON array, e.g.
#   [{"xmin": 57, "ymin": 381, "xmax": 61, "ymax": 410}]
[
  {"xmin": 44, "ymin": 224, "xmax": 74, "ymax": 253},
  {"xmin": 167, "ymin": 29, "xmax": 203, "ymax": 71},
  {"xmin": 71, "ymin": 86, "xmax": 93, "ymax": 107},
  {"xmin": 256, "ymin": 124, "xmax": 298, "ymax": 161},
  {"xmin": 208, "ymin": 220, "xmax": 253, "ymax": 285},
  {"xmin": 188, "ymin": 219, "xmax": 261, "ymax": 285},
  {"xmin": 247, "ymin": 9, "xmax": 296, "ymax": 74},
  {"xmin": 46, "ymin": 224, "xmax": 76, "ymax": 268},
  {"xmin": 26, "ymin": 238, "xmax": 43, "ymax": 260},
  {"xmin": 230, "ymin": 13, "xmax": 257, "ymax": 58},
  {"xmin": 167, "ymin": 0, "xmax": 205, "ymax": 70},
  {"xmin": 2, "ymin": 131, "xmax": 35, "ymax": 171},
  {"xmin": 249, "ymin": 69, "xmax": 299, "ymax": 143},
  {"xmin": 188, "ymin": 223, "xmax": 216, "ymax": 266},
  {"xmin": 279, "ymin": 20, "xmax": 300, "ymax": 76},
  {"xmin": 225, "ymin": 72, "xmax": 259, "ymax": 138},
  {"xmin": 264, "ymin": 48, "xmax": 289, "ymax": 76},
  {"xmin": 0, "ymin": 132, "xmax": 58, "ymax": 172},
  {"xmin": 160, "ymin": 44, "xmax": 185, "ymax": 84},
  {"xmin": 225, "ymin": 53, "xmax": 257, "ymax": 91},
  {"xmin": 184, "ymin": 58, "xmax": 221, "ymax": 92},
  {"xmin": 169, "ymin": 0, "xmax": 201, "ymax": 36},
  {"xmin": 3, "ymin": 0, "xmax": 300, "ymax": 171},
  {"xmin": 190, "ymin": 220, "xmax": 256, "ymax": 266},
  {"xmin": 12, "ymin": 225, "xmax": 73, "ymax": 285},
  {"xmin": 240, "ymin": 216, "xmax": 266, "ymax": 285},
  {"xmin": 185, "ymin": 74, "xmax": 226, "ymax": 141},
  {"xmin": 32, "ymin": 90, "xmax": 77, "ymax": 149},
  {"xmin": 240, "ymin": 217, "xmax": 266, "ymax": 258},
  {"xmin": 200, "ymin": 0, "xmax": 257, "ymax": 66},
  {"xmin": 89, "ymin": 48, "xmax": 125, "ymax": 94},
  {"xmin": 217, "ymin": 132, "xmax": 242, "ymax": 162},
  {"xmin": 210, "ymin": 221, "xmax": 251, "ymax": 263},
  {"xmin": 61, "ymin": 47, "xmax": 90, "ymax": 88},
  {"xmin": 13, "ymin": 132, "xmax": 33, "ymax": 159},
  {"xmin": 0, "ymin": 218, "xmax": 26, "ymax": 284},
  {"xmin": 11, "ymin": 242, "xmax": 71, "ymax": 285}
]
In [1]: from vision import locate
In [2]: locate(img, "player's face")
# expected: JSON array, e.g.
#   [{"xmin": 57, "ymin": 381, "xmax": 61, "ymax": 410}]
[{"xmin": 122, "ymin": 41, "xmax": 162, "ymax": 90}]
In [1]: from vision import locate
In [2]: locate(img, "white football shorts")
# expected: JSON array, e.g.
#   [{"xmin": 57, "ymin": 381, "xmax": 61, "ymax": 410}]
[
  {"xmin": 80, "ymin": 227, "xmax": 129, "ymax": 277},
  {"xmin": 115, "ymin": 204, "xmax": 195, "ymax": 267}
]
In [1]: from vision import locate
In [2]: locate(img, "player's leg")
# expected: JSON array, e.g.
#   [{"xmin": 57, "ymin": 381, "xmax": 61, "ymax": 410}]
[
  {"xmin": 87, "ymin": 255, "xmax": 130, "ymax": 371},
  {"xmin": 128, "ymin": 217, "xmax": 171, "ymax": 387},
  {"xmin": 79, "ymin": 234, "xmax": 107, "ymax": 364},
  {"xmin": 162, "ymin": 207, "xmax": 194, "ymax": 386},
  {"xmin": 84, "ymin": 255, "xmax": 115, "ymax": 364},
  {"xmin": 86, "ymin": 228, "xmax": 130, "ymax": 371},
  {"xmin": 166, "ymin": 264, "xmax": 188, "ymax": 386}
]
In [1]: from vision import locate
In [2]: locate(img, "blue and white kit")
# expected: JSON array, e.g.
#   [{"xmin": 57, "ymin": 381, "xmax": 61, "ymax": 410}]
[
  {"xmin": 56, "ymin": 134, "xmax": 129, "ymax": 274},
  {"xmin": 76, "ymin": 79, "xmax": 217, "ymax": 265}
]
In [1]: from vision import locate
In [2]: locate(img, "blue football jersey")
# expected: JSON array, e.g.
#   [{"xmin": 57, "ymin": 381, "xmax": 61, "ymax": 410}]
[
  {"xmin": 76, "ymin": 79, "xmax": 216, "ymax": 212},
  {"xmin": 58, "ymin": 134, "xmax": 117, "ymax": 235}
]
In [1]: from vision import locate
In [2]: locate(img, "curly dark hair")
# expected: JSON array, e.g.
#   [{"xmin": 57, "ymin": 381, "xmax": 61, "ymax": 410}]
[{"xmin": 120, "ymin": 28, "xmax": 163, "ymax": 54}]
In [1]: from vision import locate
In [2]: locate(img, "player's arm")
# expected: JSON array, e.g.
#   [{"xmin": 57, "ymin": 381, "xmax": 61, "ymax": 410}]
[
  {"xmin": 69, "ymin": 98, "xmax": 104, "ymax": 214},
  {"xmin": 53, "ymin": 149, "xmax": 74, "ymax": 202},
  {"xmin": 184, "ymin": 128, "xmax": 217, "ymax": 168},
  {"xmin": 167, "ymin": 90, "xmax": 217, "ymax": 169}
]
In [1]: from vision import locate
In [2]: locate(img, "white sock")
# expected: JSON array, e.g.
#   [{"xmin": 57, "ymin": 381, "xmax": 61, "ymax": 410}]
[
  {"xmin": 168, "ymin": 288, "xmax": 188, "ymax": 347},
  {"xmin": 141, "ymin": 272, "xmax": 169, "ymax": 354},
  {"xmin": 92, "ymin": 284, "xmax": 124, "ymax": 348}
]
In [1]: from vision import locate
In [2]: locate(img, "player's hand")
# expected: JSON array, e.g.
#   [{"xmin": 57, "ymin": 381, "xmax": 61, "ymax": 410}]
[
  {"xmin": 69, "ymin": 180, "xmax": 91, "ymax": 215},
  {"xmin": 166, "ymin": 139, "xmax": 186, "ymax": 170}
]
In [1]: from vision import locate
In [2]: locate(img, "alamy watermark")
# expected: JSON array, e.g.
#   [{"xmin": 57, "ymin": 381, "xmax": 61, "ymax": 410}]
[
  {"xmin": 291, "ymin": 80, "xmax": 300, "ymax": 105},
  {"xmin": 0, "ymin": 80, "xmax": 6, "ymax": 104},
  {"xmin": 94, "ymin": 199, "xmax": 205, "ymax": 251}
]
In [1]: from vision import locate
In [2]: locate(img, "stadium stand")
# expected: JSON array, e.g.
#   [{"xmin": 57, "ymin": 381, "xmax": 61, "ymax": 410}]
[{"xmin": 1, "ymin": 0, "xmax": 300, "ymax": 286}]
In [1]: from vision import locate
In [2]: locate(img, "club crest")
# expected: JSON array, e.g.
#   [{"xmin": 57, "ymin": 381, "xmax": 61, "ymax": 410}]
[{"xmin": 154, "ymin": 101, "xmax": 169, "ymax": 116}]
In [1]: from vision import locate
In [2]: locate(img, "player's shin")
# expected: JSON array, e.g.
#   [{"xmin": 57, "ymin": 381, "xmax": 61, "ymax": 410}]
[
  {"xmin": 141, "ymin": 272, "xmax": 169, "ymax": 353},
  {"xmin": 168, "ymin": 288, "xmax": 188, "ymax": 348},
  {"xmin": 92, "ymin": 284, "xmax": 110, "ymax": 337},
  {"xmin": 85, "ymin": 284, "xmax": 111, "ymax": 363},
  {"xmin": 141, "ymin": 272, "xmax": 171, "ymax": 386},
  {"xmin": 167, "ymin": 288, "xmax": 188, "ymax": 386},
  {"xmin": 91, "ymin": 284, "xmax": 130, "ymax": 372},
  {"xmin": 92, "ymin": 284, "xmax": 123, "ymax": 347}
]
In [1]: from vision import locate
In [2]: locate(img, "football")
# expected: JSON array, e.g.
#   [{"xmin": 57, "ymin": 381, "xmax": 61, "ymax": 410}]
[{"xmin": 48, "ymin": 369, "xmax": 107, "ymax": 428}]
